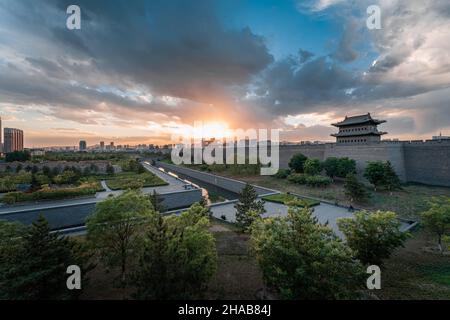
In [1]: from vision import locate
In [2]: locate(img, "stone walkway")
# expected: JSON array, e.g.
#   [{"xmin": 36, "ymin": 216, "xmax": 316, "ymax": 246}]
[{"xmin": 210, "ymin": 200, "xmax": 412, "ymax": 239}]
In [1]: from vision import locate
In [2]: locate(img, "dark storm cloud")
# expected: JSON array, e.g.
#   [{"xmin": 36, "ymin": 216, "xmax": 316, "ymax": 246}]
[
  {"xmin": 248, "ymin": 54, "xmax": 357, "ymax": 117},
  {"xmin": 1, "ymin": 0, "xmax": 273, "ymax": 109}
]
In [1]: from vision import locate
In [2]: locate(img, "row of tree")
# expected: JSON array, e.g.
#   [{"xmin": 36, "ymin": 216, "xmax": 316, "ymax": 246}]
[
  {"xmin": 288, "ymin": 153, "xmax": 356, "ymax": 178},
  {"xmin": 0, "ymin": 191, "xmax": 217, "ymax": 300}
]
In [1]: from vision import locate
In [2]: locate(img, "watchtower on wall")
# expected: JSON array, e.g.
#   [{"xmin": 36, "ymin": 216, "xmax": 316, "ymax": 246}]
[{"xmin": 331, "ymin": 113, "xmax": 387, "ymax": 144}]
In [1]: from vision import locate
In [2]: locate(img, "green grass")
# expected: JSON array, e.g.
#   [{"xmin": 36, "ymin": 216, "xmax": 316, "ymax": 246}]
[
  {"xmin": 225, "ymin": 175, "xmax": 450, "ymax": 219},
  {"xmin": 262, "ymin": 193, "xmax": 320, "ymax": 207},
  {"xmin": 105, "ymin": 171, "xmax": 168, "ymax": 190},
  {"xmin": 208, "ymin": 192, "xmax": 227, "ymax": 203},
  {"xmin": 418, "ymin": 263, "xmax": 450, "ymax": 287}
]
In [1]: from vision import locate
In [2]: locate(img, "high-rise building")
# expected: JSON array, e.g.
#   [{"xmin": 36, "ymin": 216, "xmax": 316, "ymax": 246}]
[
  {"xmin": 0, "ymin": 116, "xmax": 2, "ymax": 153},
  {"xmin": 100, "ymin": 141, "xmax": 105, "ymax": 150},
  {"xmin": 79, "ymin": 140, "xmax": 87, "ymax": 151},
  {"xmin": 4, "ymin": 128, "xmax": 24, "ymax": 153}
]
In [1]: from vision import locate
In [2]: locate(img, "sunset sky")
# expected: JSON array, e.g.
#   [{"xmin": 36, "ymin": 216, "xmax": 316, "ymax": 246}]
[{"xmin": 1, "ymin": 0, "xmax": 450, "ymax": 147}]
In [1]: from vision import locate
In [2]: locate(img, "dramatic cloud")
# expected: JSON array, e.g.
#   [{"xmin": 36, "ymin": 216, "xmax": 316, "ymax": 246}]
[{"xmin": 0, "ymin": 0, "xmax": 449, "ymax": 145}]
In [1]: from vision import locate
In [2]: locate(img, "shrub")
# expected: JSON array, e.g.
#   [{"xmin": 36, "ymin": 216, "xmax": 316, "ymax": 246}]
[
  {"xmin": 304, "ymin": 175, "xmax": 331, "ymax": 187},
  {"xmin": 274, "ymin": 168, "xmax": 291, "ymax": 179},
  {"xmin": 287, "ymin": 173, "xmax": 308, "ymax": 184},
  {"xmin": 338, "ymin": 210, "xmax": 409, "ymax": 265},
  {"xmin": 303, "ymin": 159, "xmax": 322, "ymax": 175},
  {"xmin": 344, "ymin": 173, "xmax": 368, "ymax": 203},
  {"xmin": 288, "ymin": 153, "xmax": 308, "ymax": 173}
]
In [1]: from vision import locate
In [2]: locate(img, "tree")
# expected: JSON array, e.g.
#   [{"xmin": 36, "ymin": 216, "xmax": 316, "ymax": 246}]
[
  {"xmin": 0, "ymin": 216, "xmax": 89, "ymax": 299},
  {"xmin": 234, "ymin": 184, "xmax": 266, "ymax": 231},
  {"xmin": 364, "ymin": 161, "xmax": 386, "ymax": 191},
  {"xmin": 303, "ymin": 159, "xmax": 321, "ymax": 175},
  {"xmin": 0, "ymin": 220, "xmax": 27, "ymax": 265},
  {"xmin": 15, "ymin": 164, "xmax": 23, "ymax": 173},
  {"xmin": 382, "ymin": 161, "xmax": 401, "ymax": 192},
  {"xmin": 337, "ymin": 157, "xmax": 356, "ymax": 178},
  {"xmin": 42, "ymin": 166, "xmax": 51, "ymax": 177},
  {"xmin": 251, "ymin": 207, "xmax": 365, "ymax": 299},
  {"xmin": 198, "ymin": 196, "xmax": 212, "ymax": 216},
  {"xmin": 132, "ymin": 203, "xmax": 217, "ymax": 299},
  {"xmin": 338, "ymin": 210, "xmax": 408, "ymax": 265},
  {"xmin": 364, "ymin": 161, "xmax": 401, "ymax": 192},
  {"xmin": 288, "ymin": 153, "xmax": 308, "ymax": 173},
  {"xmin": 29, "ymin": 173, "xmax": 41, "ymax": 191},
  {"xmin": 344, "ymin": 173, "xmax": 368, "ymax": 203},
  {"xmin": 420, "ymin": 197, "xmax": 450, "ymax": 252},
  {"xmin": 5, "ymin": 150, "xmax": 31, "ymax": 162},
  {"xmin": 106, "ymin": 164, "xmax": 115, "ymax": 175},
  {"xmin": 323, "ymin": 157, "xmax": 340, "ymax": 179},
  {"xmin": 86, "ymin": 190, "xmax": 156, "ymax": 285},
  {"xmin": 149, "ymin": 190, "xmax": 166, "ymax": 212}
]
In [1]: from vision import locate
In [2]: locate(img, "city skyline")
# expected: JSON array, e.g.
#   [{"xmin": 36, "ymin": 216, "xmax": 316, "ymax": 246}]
[{"xmin": 1, "ymin": 0, "xmax": 450, "ymax": 147}]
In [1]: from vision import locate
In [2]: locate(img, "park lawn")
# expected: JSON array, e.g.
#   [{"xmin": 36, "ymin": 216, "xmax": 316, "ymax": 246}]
[
  {"xmin": 262, "ymin": 193, "xmax": 320, "ymax": 207},
  {"xmin": 216, "ymin": 174, "xmax": 450, "ymax": 220},
  {"xmin": 375, "ymin": 229, "xmax": 450, "ymax": 299},
  {"xmin": 105, "ymin": 171, "xmax": 168, "ymax": 190},
  {"xmin": 0, "ymin": 180, "xmax": 103, "ymax": 204}
]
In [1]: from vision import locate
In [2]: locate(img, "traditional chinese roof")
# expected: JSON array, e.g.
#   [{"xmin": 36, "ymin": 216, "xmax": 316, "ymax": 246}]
[
  {"xmin": 332, "ymin": 113, "xmax": 386, "ymax": 127},
  {"xmin": 331, "ymin": 131, "xmax": 387, "ymax": 137}
]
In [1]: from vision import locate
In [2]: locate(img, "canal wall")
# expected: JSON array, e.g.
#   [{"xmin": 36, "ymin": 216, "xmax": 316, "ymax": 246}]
[
  {"xmin": 0, "ymin": 188, "xmax": 202, "ymax": 230},
  {"xmin": 155, "ymin": 162, "xmax": 277, "ymax": 196}
]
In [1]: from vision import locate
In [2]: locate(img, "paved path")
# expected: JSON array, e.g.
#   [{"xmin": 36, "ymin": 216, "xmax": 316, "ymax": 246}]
[
  {"xmin": 100, "ymin": 180, "xmax": 112, "ymax": 192},
  {"xmin": 210, "ymin": 200, "xmax": 412, "ymax": 239}
]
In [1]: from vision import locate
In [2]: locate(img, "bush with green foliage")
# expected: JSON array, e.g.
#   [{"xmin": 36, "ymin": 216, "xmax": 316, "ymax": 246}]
[
  {"xmin": 287, "ymin": 173, "xmax": 331, "ymax": 187},
  {"xmin": 382, "ymin": 161, "xmax": 401, "ymax": 191},
  {"xmin": 288, "ymin": 153, "xmax": 308, "ymax": 173},
  {"xmin": 1, "ymin": 182, "xmax": 100, "ymax": 204},
  {"xmin": 0, "ymin": 216, "xmax": 90, "ymax": 299},
  {"xmin": 363, "ymin": 161, "xmax": 385, "ymax": 190},
  {"xmin": 338, "ymin": 210, "xmax": 409, "ymax": 265},
  {"xmin": 344, "ymin": 173, "xmax": 368, "ymax": 203},
  {"xmin": 234, "ymin": 184, "xmax": 266, "ymax": 231},
  {"xmin": 364, "ymin": 161, "xmax": 401, "ymax": 191},
  {"xmin": 420, "ymin": 197, "xmax": 450, "ymax": 252},
  {"xmin": 132, "ymin": 203, "xmax": 217, "ymax": 299},
  {"xmin": 262, "ymin": 193, "xmax": 320, "ymax": 207},
  {"xmin": 287, "ymin": 173, "xmax": 308, "ymax": 184},
  {"xmin": 303, "ymin": 159, "xmax": 322, "ymax": 175},
  {"xmin": 273, "ymin": 168, "xmax": 291, "ymax": 179},
  {"xmin": 5, "ymin": 150, "xmax": 31, "ymax": 162},
  {"xmin": 304, "ymin": 175, "xmax": 331, "ymax": 187},
  {"xmin": 251, "ymin": 206, "xmax": 365, "ymax": 299}
]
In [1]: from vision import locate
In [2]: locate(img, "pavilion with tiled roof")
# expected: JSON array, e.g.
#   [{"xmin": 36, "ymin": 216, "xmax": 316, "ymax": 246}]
[{"xmin": 331, "ymin": 113, "xmax": 387, "ymax": 144}]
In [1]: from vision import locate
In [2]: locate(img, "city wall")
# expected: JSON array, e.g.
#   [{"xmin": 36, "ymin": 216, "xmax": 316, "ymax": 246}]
[{"xmin": 278, "ymin": 140, "xmax": 450, "ymax": 187}]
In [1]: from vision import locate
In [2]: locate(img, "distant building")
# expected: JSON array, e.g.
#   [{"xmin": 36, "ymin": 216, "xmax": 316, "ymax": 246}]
[
  {"xmin": 432, "ymin": 133, "xmax": 450, "ymax": 141},
  {"xmin": 0, "ymin": 116, "xmax": 2, "ymax": 153},
  {"xmin": 29, "ymin": 148, "xmax": 45, "ymax": 156},
  {"xmin": 331, "ymin": 113, "xmax": 387, "ymax": 144},
  {"xmin": 79, "ymin": 140, "xmax": 87, "ymax": 151},
  {"xmin": 4, "ymin": 128, "xmax": 24, "ymax": 153},
  {"xmin": 100, "ymin": 141, "xmax": 105, "ymax": 150}
]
